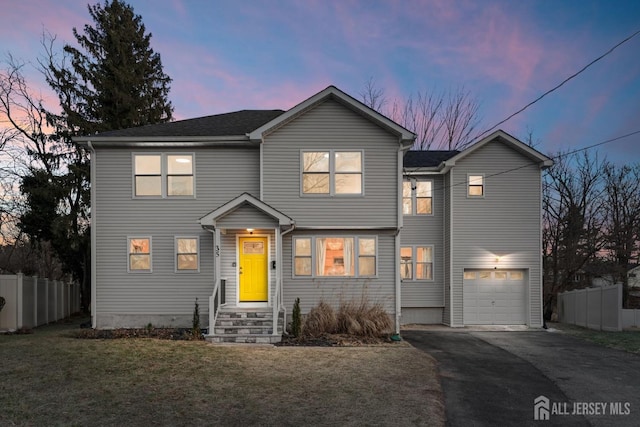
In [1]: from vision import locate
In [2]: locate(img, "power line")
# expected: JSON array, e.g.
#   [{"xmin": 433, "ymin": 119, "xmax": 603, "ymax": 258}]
[
  {"xmin": 420, "ymin": 129, "xmax": 640, "ymax": 193},
  {"xmin": 470, "ymin": 28, "xmax": 640, "ymax": 145}
]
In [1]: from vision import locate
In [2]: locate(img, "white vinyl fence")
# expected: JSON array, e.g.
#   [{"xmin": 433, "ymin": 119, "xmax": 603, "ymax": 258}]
[
  {"xmin": 558, "ymin": 283, "xmax": 640, "ymax": 331},
  {"xmin": 0, "ymin": 273, "xmax": 81, "ymax": 331}
]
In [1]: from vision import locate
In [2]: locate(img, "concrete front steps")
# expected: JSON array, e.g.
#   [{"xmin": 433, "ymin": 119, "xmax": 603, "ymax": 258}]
[{"xmin": 206, "ymin": 307, "xmax": 284, "ymax": 344}]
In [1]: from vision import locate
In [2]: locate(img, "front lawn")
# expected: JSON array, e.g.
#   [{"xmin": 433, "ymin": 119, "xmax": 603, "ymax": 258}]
[
  {"xmin": 0, "ymin": 318, "xmax": 444, "ymax": 426},
  {"xmin": 550, "ymin": 322, "xmax": 640, "ymax": 354}
]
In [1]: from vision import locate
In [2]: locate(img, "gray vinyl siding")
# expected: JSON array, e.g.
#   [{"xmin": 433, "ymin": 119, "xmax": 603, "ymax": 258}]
[
  {"xmin": 282, "ymin": 230, "xmax": 396, "ymax": 315},
  {"xmin": 220, "ymin": 229, "xmax": 276, "ymax": 305},
  {"xmin": 93, "ymin": 146, "xmax": 260, "ymax": 324},
  {"xmin": 262, "ymin": 99, "xmax": 399, "ymax": 228},
  {"xmin": 400, "ymin": 175, "xmax": 444, "ymax": 307},
  {"xmin": 216, "ymin": 204, "xmax": 279, "ymax": 229},
  {"xmin": 449, "ymin": 140, "xmax": 543, "ymax": 326}
]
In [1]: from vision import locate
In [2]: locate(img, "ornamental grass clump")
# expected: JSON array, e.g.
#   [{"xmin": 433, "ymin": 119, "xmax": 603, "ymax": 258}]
[
  {"xmin": 303, "ymin": 301, "xmax": 337, "ymax": 337},
  {"xmin": 303, "ymin": 298, "xmax": 392, "ymax": 338}
]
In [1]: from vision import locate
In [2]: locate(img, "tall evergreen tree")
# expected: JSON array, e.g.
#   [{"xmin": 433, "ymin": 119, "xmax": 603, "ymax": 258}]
[
  {"xmin": 18, "ymin": 0, "xmax": 173, "ymax": 311},
  {"xmin": 47, "ymin": 0, "xmax": 173, "ymax": 135}
]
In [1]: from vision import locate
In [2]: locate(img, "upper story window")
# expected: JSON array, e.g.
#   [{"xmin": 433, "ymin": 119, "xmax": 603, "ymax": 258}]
[
  {"xmin": 468, "ymin": 174, "xmax": 484, "ymax": 197},
  {"xmin": 133, "ymin": 153, "xmax": 194, "ymax": 197},
  {"xmin": 302, "ymin": 151, "xmax": 362, "ymax": 195},
  {"xmin": 403, "ymin": 179, "xmax": 432, "ymax": 215}
]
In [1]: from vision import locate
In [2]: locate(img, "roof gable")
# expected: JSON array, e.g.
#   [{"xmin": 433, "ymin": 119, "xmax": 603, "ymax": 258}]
[
  {"xmin": 445, "ymin": 130, "xmax": 553, "ymax": 168},
  {"xmin": 248, "ymin": 86, "xmax": 416, "ymax": 144},
  {"xmin": 199, "ymin": 193, "xmax": 294, "ymax": 228}
]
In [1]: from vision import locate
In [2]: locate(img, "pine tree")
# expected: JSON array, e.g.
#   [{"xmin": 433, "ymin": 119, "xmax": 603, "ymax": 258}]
[
  {"xmin": 18, "ymin": 0, "xmax": 174, "ymax": 311},
  {"xmin": 46, "ymin": 0, "xmax": 173, "ymax": 135}
]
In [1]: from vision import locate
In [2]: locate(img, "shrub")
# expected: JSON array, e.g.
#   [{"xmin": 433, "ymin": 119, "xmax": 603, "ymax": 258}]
[
  {"xmin": 303, "ymin": 301, "xmax": 337, "ymax": 337},
  {"xmin": 191, "ymin": 298, "xmax": 202, "ymax": 340},
  {"xmin": 303, "ymin": 298, "xmax": 392, "ymax": 338},
  {"xmin": 290, "ymin": 297, "xmax": 302, "ymax": 337},
  {"xmin": 0, "ymin": 296, "xmax": 5, "ymax": 313},
  {"xmin": 337, "ymin": 299, "xmax": 392, "ymax": 337}
]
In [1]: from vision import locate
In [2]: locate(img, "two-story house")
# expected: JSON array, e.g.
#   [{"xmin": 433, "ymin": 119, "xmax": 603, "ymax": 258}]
[{"xmin": 76, "ymin": 86, "xmax": 552, "ymax": 342}]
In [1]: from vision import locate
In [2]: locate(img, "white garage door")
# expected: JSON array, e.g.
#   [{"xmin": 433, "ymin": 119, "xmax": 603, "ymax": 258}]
[{"xmin": 463, "ymin": 270, "xmax": 526, "ymax": 325}]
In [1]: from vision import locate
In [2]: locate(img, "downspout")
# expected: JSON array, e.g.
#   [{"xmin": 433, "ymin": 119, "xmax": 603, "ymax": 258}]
[
  {"xmin": 277, "ymin": 223, "xmax": 296, "ymax": 332},
  {"xmin": 204, "ymin": 226, "xmax": 220, "ymax": 334},
  {"xmin": 395, "ymin": 141, "xmax": 413, "ymax": 335},
  {"xmin": 87, "ymin": 141, "xmax": 97, "ymax": 329}
]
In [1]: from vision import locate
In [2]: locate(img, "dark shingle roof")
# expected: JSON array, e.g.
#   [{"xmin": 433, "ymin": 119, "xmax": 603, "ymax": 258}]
[
  {"xmin": 403, "ymin": 150, "xmax": 459, "ymax": 168},
  {"xmin": 93, "ymin": 110, "xmax": 285, "ymax": 138}
]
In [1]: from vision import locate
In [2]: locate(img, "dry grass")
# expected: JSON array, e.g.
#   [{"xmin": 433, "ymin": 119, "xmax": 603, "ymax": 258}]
[
  {"xmin": 303, "ymin": 300, "xmax": 338, "ymax": 337},
  {"xmin": 0, "ymin": 317, "xmax": 444, "ymax": 426},
  {"xmin": 550, "ymin": 322, "xmax": 640, "ymax": 354},
  {"xmin": 303, "ymin": 299, "xmax": 393, "ymax": 338},
  {"xmin": 337, "ymin": 299, "xmax": 392, "ymax": 337}
]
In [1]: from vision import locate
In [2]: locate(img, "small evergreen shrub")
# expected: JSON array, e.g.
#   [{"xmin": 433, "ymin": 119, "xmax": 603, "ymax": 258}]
[
  {"xmin": 191, "ymin": 298, "xmax": 202, "ymax": 340},
  {"xmin": 291, "ymin": 297, "xmax": 302, "ymax": 337}
]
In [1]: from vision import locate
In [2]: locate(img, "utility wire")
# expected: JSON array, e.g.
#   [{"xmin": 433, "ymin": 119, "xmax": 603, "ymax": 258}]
[
  {"xmin": 469, "ymin": 28, "xmax": 640, "ymax": 145},
  {"xmin": 420, "ymin": 129, "xmax": 640, "ymax": 193}
]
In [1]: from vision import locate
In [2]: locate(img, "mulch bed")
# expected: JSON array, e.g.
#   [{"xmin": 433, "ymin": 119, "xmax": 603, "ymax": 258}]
[
  {"xmin": 74, "ymin": 328, "xmax": 203, "ymax": 341},
  {"xmin": 276, "ymin": 333, "xmax": 398, "ymax": 347}
]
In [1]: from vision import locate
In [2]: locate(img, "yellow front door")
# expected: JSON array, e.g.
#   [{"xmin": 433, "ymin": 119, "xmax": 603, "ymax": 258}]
[{"xmin": 239, "ymin": 236, "xmax": 268, "ymax": 302}]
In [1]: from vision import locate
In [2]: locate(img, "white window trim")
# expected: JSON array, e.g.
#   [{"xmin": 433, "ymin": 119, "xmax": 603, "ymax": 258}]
[
  {"xmin": 467, "ymin": 173, "xmax": 485, "ymax": 198},
  {"xmin": 403, "ymin": 178, "xmax": 434, "ymax": 216},
  {"xmin": 132, "ymin": 152, "xmax": 196, "ymax": 199},
  {"xmin": 174, "ymin": 236, "xmax": 200, "ymax": 273},
  {"xmin": 400, "ymin": 245, "xmax": 434, "ymax": 282},
  {"xmin": 292, "ymin": 235, "xmax": 378, "ymax": 278},
  {"xmin": 127, "ymin": 236, "xmax": 152, "ymax": 273},
  {"xmin": 300, "ymin": 150, "xmax": 365, "ymax": 197}
]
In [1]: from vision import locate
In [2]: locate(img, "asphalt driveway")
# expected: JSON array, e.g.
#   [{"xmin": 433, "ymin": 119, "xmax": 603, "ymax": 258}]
[{"xmin": 403, "ymin": 329, "xmax": 640, "ymax": 427}]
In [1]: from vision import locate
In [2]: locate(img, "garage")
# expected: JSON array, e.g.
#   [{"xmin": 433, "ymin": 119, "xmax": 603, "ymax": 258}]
[{"xmin": 463, "ymin": 269, "xmax": 527, "ymax": 325}]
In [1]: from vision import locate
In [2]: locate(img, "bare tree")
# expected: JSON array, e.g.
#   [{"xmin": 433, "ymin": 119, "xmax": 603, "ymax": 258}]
[
  {"xmin": 0, "ymin": 55, "xmax": 67, "ymax": 277},
  {"xmin": 359, "ymin": 80, "xmax": 481, "ymax": 150},
  {"xmin": 542, "ymin": 150, "xmax": 607, "ymax": 320},
  {"xmin": 602, "ymin": 162, "xmax": 640, "ymax": 306},
  {"xmin": 359, "ymin": 77, "xmax": 387, "ymax": 112}
]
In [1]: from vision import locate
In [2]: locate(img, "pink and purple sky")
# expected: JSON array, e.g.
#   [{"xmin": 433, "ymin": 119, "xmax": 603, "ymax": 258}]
[{"xmin": 1, "ymin": 0, "xmax": 639, "ymax": 163}]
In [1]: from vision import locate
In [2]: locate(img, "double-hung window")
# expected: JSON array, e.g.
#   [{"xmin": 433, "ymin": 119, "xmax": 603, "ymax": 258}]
[
  {"xmin": 302, "ymin": 151, "xmax": 362, "ymax": 195},
  {"xmin": 176, "ymin": 237, "xmax": 199, "ymax": 272},
  {"xmin": 400, "ymin": 246, "xmax": 433, "ymax": 281},
  {"xmin": 128, "ymin": 237, "xmax": 152, "ymax": 272},
  {"xmin": 293, "ymin": 236, "xmax": 376, "ymax": 277},
  {"xmin": 133, "ymin": 153, "xmax": 194, "ymax": 197},
  {"xmin": 403, "ymin": 179, "xmax": 432, "ymax": 215},
  {"xmin": 468, "ymin": 174, "xmax": 484, "ymax": 197}
]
